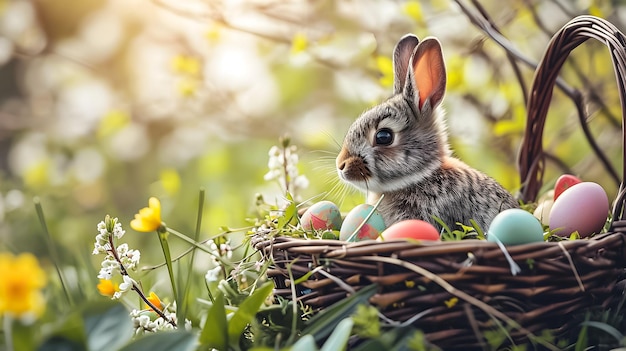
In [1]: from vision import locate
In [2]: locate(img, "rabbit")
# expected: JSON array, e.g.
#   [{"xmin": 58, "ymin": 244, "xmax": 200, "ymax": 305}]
[{"xmin": 336, "ymin": 34, "xmax": 518, "ymax": 232}]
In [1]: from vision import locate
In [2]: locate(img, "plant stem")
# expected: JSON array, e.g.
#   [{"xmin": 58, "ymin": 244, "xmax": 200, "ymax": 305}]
[
  {"xmin": 3, "ymin": 315, "xmax": 13, "ymax": 351},
  {"xmin": 157, "ymin": 230, "xmax": 178, "ymax": 303},
  {"xmin": 34, "ymin": 198, "xmax": 74, "ymax": 306},
  {"xmin": 181, "ymin": 189, "xmax": 205, "ymax": 321},
  {"xmin": 106, "ymin": 235, "xmax": 175, "ymax": 327},
  {"xmin": 132, "ymin": 284, "xmax": 177, "ymax": 327},
  {"xmin": 166, "ymin": 228, "xmax": 230, "ymax": 266}
]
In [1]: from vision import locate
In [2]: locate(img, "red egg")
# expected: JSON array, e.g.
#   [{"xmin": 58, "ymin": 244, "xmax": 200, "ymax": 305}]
[
  {"xmin": 380, "ymin": 220, "xmax": 440, "ymax": 241},
  {"xmin": 554, "ymin": 174, "xmax": 582, "ymax": 200}
]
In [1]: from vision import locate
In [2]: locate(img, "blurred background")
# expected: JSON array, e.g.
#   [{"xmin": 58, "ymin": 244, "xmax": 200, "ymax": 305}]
[{"xmin": 0, "ymin": 0, "xmax": 624, "ymax": 299}]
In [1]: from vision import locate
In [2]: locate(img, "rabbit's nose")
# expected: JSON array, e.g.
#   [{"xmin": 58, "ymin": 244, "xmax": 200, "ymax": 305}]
[
  {"xmin": 337, "ymin": 148, "xmax": 350, "ymax": 170},
  {"xmin": 338, "ymin": 160, "xmax": 346, "ymax": 171}
]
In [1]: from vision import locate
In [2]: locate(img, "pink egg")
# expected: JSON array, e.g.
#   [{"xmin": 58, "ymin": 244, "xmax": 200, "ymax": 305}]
[
  {"xmin": 380, "ymin": 220, "xmax": 440, "ymax": 241},
  {"xmin": 549, "ymin": 182, "xmax": 609, "ymax": 238}
]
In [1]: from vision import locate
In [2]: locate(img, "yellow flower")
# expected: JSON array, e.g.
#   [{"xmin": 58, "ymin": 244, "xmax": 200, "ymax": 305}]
[
  {"xmin": 171, "ymin": 55, "xmax": 201, "ymax": 77},
  {"xmin": 97, "ymin": 279, "xmax": 119, "ymax": 298},
  {"xmin": 176, "ymin": 78, "xmax": 198, "ymax": 97},
  {"xmin": 130, "ymin": 197, "xmax": 163, "ymax": 232},
  {"xmin": 0, "ymin": 253, "xmax": 47, "ymax": 320},
  {"xmin": 375, "ymin": 56, "xmax": 394, "ymax": 88},
  {"xmin": 160, "ymin": 168, "xmax": 181, "ymax": 196},
  {"xmin": 290, "ymin": 32, "xmax": 308, "ymax": 54},
  {"xmin": 145, "ymin": 291, "xmax": 163, "ymax": 311},
  {"xmin": 402, "ymin": 1, "xmax": 423, "ymax": 23}
]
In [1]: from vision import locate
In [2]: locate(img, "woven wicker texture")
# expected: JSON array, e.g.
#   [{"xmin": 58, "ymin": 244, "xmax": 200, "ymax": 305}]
[{"xmin": 254, "ymin": 16, "xmax": 626, "ymax": 349}]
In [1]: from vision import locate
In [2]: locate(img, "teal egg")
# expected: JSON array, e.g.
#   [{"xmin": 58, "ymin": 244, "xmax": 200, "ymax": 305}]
[
  {"xmin": 301, "ymin": 201, "xmax": 343, "ymax": 231},
  {"xmin": 487, "ymin": 209, "xmax": 544, "ymax": 245},
  {"xmin": 339, "ymin": 204, "xmax": 386, "ymax": 241}
]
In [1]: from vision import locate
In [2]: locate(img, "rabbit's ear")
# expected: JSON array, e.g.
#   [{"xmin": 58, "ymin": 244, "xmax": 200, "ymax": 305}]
[
  {"xmin": 392, "ymin": 34, "xmax": 420, "ymax": 95},
  {"xmin": 407, "ymin": 38, "xmax": 446, "ymax": 110}
]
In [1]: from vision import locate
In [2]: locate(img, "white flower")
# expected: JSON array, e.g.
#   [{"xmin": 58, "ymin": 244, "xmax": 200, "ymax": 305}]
[
  {"xmin": 97, "ymin": 221, "xmax": 108, "ymax": 236},
  {"xmin": 254, "ymin": 260, "xmax": 264, "ymax": 272},
  {"xmin": 219, "ymin": 243, "xmax": 233, "ymax": 259},
  {"xmin": 112, "ymin": 220, "xmax": 125, "ymax": 238},
  {"xmin": 93, "ymin": 222, "xmax": 112, "ymax": 255},
  {"xmin": 117, "ymin": 243, "xmax": 128, "ymax": 255},
  {"xmin": 263, "ymin": 169, "xmax": 281, "ymax": 181},
  {"xmin": 97, "ymin": 255, "xmax": 119, "ymax": 279},
  {"xmin": 205, "ymin": 265, "xmax": 221, "ymax": 283},
  {"xmin": 268, "ymin": 145, "xmax": 280, "ymax": 157},
  {"xmin": 294, "ymin": 175, "xmax": 309, "ymax": 189},
  {"xmin": 267, "ymin": 155, "xmax": 282, "ymax": 169},
  {"xmin": 113, "ymin": 275, "xmax": 135, "ymax": 299},
  {"xmin": 263, "ymin": 141, "xmax": 309, "ymax": 199},
  {"xmin": 121, "ymin": 249, "xmax": 141, "ymax": 270}
]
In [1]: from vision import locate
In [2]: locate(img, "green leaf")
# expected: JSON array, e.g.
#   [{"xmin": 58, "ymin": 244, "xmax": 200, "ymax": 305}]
[
  {"xmin": 38, "ymin": 312, "xmax": 87, "ymax": 351},
  {"xmin": 227, "ymin": 282, "xmax": 274, "ymax": 345},
  {"xmin": 158, "ymin": 231, "xmax": 178, "ymax": 303},
  {"xmin": 351, "ymin": 326, "xmax": 426, "ymax": 351},
  {"xmin": 580, "ymin": 321, "xmax": 625, "ymax": 343},
  {"xmin": 11, "ymin": 320, "xmax": 36, "ymax": 351},
  {"xmin": 277, "ymin": 195, "xmax": 297, "ymax": 230},
  {"xmin": 37, "ymin": 336, "xmax": 85, "ymax": 351},
  {"xmin": 320, "ymin": 318, "xmax": 353, "ymax": 351},
  {"xmin": 302, "ymin": 284, "xmax": 377, "ymax": 343},
  {"xmin": 83, "ymin": 302, "xmax": 133, "ymax": 351},
  {"xmin": 181, "ymin": 189, "xmax": 206, "ymax": 322},
  {"xmin": 199, "ymin": 292, "xmax": 228, "ymax": 350},
  {"xmin": 291, "ymin": 335, "xmax": 319, "ymax": 351},
  {"xmin": 118, "ymin": 330, "xmax": 197, "ymax": 351}
]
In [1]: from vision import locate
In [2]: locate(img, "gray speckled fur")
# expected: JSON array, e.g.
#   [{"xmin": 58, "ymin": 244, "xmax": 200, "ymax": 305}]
[{"xmin": 336, "ymin": 34, "xmax": 518, "ymax": 232}]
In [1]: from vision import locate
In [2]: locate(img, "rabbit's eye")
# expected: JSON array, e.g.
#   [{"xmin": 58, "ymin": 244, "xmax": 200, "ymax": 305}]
[{"xmin": 375, "ymin": 128, "xmax": 394, "ymax": 146}]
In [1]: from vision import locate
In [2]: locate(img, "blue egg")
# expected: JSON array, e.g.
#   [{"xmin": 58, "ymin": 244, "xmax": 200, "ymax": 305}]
[
  {"xmin": 339, "ymin": 204, "xmax": 386, "ymax": 241},
  {"xmin": 487, "ymin": 209, "xmax": 544, "ymax": 245}
]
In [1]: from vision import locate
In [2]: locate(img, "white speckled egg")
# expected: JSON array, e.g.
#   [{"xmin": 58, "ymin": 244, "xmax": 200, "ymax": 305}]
[
  {"xmin": 549, "ymin": 182, "xmax": 609, "ymax": 238},
  {"xmin": 339, "ymin": 204, "xmax": 386, "ymax": 241},
  {"xmin": 487, "ymin": 209, "xmax": 544, "ymax": 245},
  {"xmin": 533, "ymin": 190, "xmax": 555, "ymax": 226}
]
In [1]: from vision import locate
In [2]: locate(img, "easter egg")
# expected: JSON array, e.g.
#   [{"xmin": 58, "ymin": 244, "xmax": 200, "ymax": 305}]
[
  {"xmin": 487, "ymin": 209, "xmax": 544, "ymax": 245},
  {"xmin": 339, "ymin": 204, "xmax": 386, "ymax": 241},
  {"xmin": 549, "ymin": 182, "xmax": 608, "ymax": 238},
  {"xmin": 533, "ymin": 190, "xmax": 554, "ymax": 226},
  {"xmin": 300, "ymin": 201, "xmax": 342, "ymax": 231},
  {"xmin": 554, "ymin": 174, "xmax": 582, "ymax": 200},
  {"xmin": 380, "ymin": 220, "xmax": 440, "ymax": 241}
]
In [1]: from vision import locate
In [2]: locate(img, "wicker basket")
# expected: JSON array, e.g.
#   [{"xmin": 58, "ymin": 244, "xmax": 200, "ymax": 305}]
[{"xmin": 253, "ymin": 16, "xmax": 626, "ymax": 349}]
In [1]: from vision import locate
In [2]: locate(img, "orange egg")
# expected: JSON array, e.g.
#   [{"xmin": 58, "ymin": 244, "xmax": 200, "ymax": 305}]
[{"xmin": 380, "ymin": 220, "xmax": 440, "ymax": 241}]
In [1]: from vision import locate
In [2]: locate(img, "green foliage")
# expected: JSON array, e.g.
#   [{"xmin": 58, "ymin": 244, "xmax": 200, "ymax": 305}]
[
  {"xmin": 351, "ymin": 305, "xmax": 380, "ymax": 339},
  {"xmin": 36, "ymin": 301, "xmax": 132, "ymax": 351},
  {"xmin": 83, "ymin": 303, "xmax": 134, "ymax": 351},
  {"xmin": 435, "ymin": 216, "xmax": 485, "ymax": 241},
  {"xmin": 118, "ymin": 331, "xmax": 198, "ymax": 351},
  {"xmin": 199, "ymin": 292, "xmax": 228, "ymax": 350}
]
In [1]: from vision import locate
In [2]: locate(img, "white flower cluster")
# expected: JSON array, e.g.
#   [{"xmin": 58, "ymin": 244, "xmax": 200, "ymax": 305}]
[
  {"xmin": 204, "ymin": 238, "xmax": 234, "ymax": 284},
  {"xmin": 92, "ymin": 219, "xmax": 125, "ymax": 254},
  {"xmin": 113, "ymin": 275, "xmax": 136, "ymax": 299},
  {"xmin": 93, "ymin": 216, "xmax": 140, "ymax": 299},
  {"xmin": 129, "ymin": 302, "xmax": 190, "ymax": 335},
  {"xmin": 263, "ymin": 144, "xmax": 309, "ymax": 197},
  {"xmin": 205, "ymin": 265, "xmax": 221, "ymax": 283}
]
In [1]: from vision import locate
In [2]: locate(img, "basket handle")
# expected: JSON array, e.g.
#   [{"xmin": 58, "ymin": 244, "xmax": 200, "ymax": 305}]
[{"xmin": 518, "ymin": 15, "xmax": 626, "ymax": 219}]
